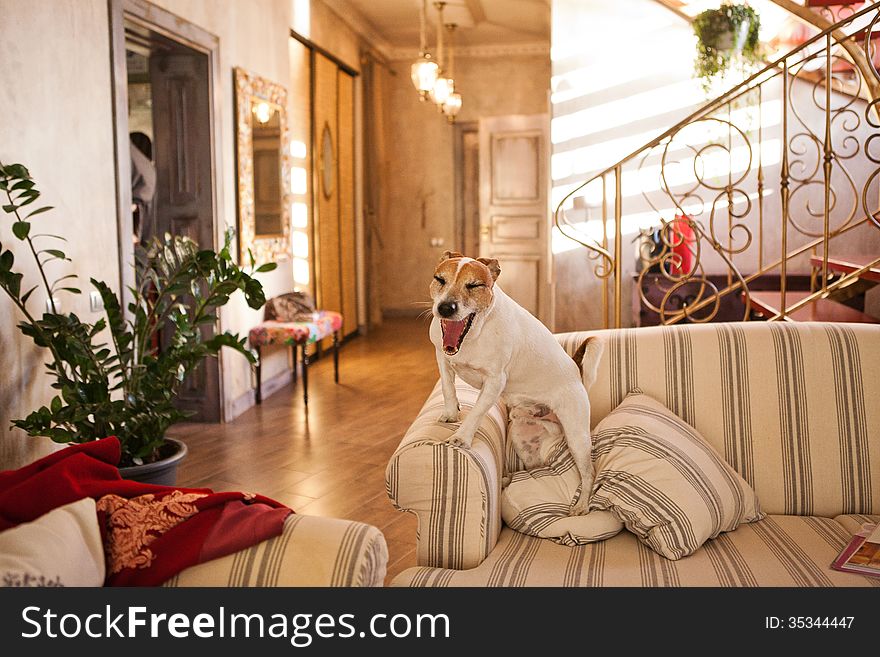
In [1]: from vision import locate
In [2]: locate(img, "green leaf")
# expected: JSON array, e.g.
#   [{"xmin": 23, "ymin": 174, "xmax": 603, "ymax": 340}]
[
  {"xmin": 10, "ymin": 180, "xmax": 34, "ymax": 192},
  {"xmin": 21, "ymin": 285, "xmax": 38, "ymax": 304},
  {"xmin": 255, "ymin": 262, "xmax": 277, "ymax": 273},
  {"xmin": 26, "ymin": 206, "xmax": 53, "ymax": 218},
  {"xmin": 2, "ymin": 204, "xmax": 18, "ymax": 213},
  {"xmin": 12, "ymin": 221, "xmax": 30, "ymax": 240},
  {"xmin": 7, "ymin": 272, "xmax": 22, "ymax": 297},
  {"xmin": 0, "ymin": 250, "xmax": 12, "ymax": 272},
  {"xmin": 59, "ymin": 287, "xmax": 81, "ymax": 294},
  {"xmin": 43, "ymin": 249, "xmax": 66, "ymax": 259}
]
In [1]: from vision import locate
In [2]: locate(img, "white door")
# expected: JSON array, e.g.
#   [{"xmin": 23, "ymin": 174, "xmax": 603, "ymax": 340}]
[{"xmin": 479, "ymin": 114, "xmax": 551, "ymax": 325}]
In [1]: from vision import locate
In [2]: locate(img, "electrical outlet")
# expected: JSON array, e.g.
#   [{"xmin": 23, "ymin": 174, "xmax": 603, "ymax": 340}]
[
  {"xmin": 90, "ymin": 291, "xmax": 105, "ymax": 313},
  {"xmin": 430, "ymin": 237, "xmax": 445, "ymax": 247},
  {"xmin": 45, "ymin": 296, "xmax": 61, "ymax": 313}
]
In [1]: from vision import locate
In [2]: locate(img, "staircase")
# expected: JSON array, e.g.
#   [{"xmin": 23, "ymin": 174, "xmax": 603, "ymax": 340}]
[{"xmin": 555, "ymin": 2, "xmax": 880, "ymax": 328}]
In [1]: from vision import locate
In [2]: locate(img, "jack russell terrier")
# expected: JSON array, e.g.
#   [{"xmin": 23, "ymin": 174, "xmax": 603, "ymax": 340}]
[{"xmin": 429, "ymin": 251, "xmax": 603, "ymax": 514}]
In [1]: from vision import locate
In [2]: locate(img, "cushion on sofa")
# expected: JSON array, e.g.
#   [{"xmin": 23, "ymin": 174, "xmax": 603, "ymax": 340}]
[
  {"xmin": 392, "ymin": 516, "xmax": 880, "ymax": 587},
  {"xmin": 0, "ymin": 498, "xmax": 105, "ymax": 587},
  {"xmin": 590, "ymin": 392, "xmax": 764, "ymax": 559}
]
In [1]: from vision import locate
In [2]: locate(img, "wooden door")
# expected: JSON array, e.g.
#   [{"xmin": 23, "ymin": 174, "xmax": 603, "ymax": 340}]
[
  {"xmin": 314, "ymin": 53, "xmax": 342, "ymax": 348},
  {"xmin": 337, "ymin": 69, "xmax": 357, "ymax": 338},
  {"xmin": 149, "ymin": 50, "xmax": 220, "ymax": 422},
  {"xmin": 478, "ymin": 114, "xmax": 550, "ymax": 324}
]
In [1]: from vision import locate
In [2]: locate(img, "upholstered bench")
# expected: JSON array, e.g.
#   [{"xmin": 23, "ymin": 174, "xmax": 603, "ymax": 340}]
[{"xmin": 249, "ymin": 296, "xmax": 342, "ymax": 405}]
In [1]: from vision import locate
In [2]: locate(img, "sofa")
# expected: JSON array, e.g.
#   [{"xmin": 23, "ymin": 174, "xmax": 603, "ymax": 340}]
[
  {"xmin": 386, "ymin": 321, "xmax": 880, "ymax": 586},
  {"xmin": 165, "ymin": 515, "xmax": 388, "ymax": 587}
]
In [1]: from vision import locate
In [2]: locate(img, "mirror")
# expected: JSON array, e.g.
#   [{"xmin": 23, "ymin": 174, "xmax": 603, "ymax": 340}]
[
  {"xmin": 321, "ymin": 122, "xmax": 334, "ymax": 199},
  {"xmin": 234, "ymin": 67, "xmax": 291, "ymax": 263}
]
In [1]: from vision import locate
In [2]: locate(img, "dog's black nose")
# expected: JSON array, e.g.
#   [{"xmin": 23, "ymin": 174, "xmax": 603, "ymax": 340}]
[{"xmin": 437, "ymin": 301, "xmax": 458, "ymax": 318}]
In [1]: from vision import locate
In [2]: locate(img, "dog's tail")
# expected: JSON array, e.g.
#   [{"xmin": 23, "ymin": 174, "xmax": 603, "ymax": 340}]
[{"xmin": 571, "ymin": 336, "xmax": 604, "ymax": 389}]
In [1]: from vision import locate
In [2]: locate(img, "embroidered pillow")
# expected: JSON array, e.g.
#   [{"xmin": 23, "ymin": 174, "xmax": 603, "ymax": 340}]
[
  {"xmin": 590, "ymin": 392, "xmax": 764, "ymax": 560},
  {"xmin": 0, "ymin": 498, "xmax": 105, "ymax": 587}
]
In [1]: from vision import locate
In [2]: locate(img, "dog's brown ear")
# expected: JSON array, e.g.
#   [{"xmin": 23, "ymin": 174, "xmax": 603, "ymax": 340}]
[
  {"xmin": 440, "ymin": 250, "xmax": 464, "ymax": 262},
  {"xmin": 476, "ymin": 257, "xmax": 501, "ymax": 281},
  {"xmin": 571, "ymin": 338, "xmax": 590, "ymax": 374}
]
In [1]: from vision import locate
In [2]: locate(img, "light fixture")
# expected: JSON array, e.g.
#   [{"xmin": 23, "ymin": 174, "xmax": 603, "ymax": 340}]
[
  {"xmin": 442, "ymin": 92, "xmax": 462, "ymax": 122},
  {"xmin": 410, "ymin": 0, "xmax": 439, "ymax": 100},
  {"xmin": 253, "ymin": 101, "xmax": 274, "ymax": 124},
  {"xmin": 411, "ymin": 1, "xmax": 462, "ymax": 123},
  {"xmin": 440, "ymin": 23, "xmax": 462, "ymax": 122},
  {"xmin": 429, "ymin": 3, "xmax": 450, "ymax": 105}
]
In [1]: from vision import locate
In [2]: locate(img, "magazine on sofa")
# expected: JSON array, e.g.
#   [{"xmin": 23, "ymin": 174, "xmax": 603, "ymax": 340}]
[{"xmin": 832, "ymin": 523, "xmax": 880, "ymax": 578}]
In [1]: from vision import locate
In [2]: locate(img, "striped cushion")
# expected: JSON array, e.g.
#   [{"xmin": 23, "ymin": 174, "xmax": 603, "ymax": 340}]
[
  {"xmin": 248, "ymin": 311, "xmax": 343, "ymax": 347},
  {"xmin": 557, "ymin": 323, "xmax": 880, "ymax": 518},
  {"xmin": 392, "ymin": 517, "xmax": 880, "ymax": 587},
  {"xmin": 502, "ymin": 439, "xmax": 624, "ymax": 545},
  {"xmin": 591, "ymin": 392, "xmax": 764, "ymax": 559},
  {"xmin": 162, "ymin": 515, "xmax": 387, "ymax": 587}
]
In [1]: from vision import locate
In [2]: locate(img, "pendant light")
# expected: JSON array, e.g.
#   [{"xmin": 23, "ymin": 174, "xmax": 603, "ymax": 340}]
[
  {"xmin": 431, "ymin": 2, "xmax": 453, "ymax": 106},
  {"xmin": 410, "ymin": 0, "xmax": 439, "ymax": 100},
  {"xmin": 441, "ymin": 23, "xmax": 462, "ymax": 122}
]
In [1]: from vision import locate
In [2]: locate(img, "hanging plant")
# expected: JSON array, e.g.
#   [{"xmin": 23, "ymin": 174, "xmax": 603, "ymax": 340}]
[{"xmin": 693, "ymin": 3, "xmax": 762, "ymax": 93}]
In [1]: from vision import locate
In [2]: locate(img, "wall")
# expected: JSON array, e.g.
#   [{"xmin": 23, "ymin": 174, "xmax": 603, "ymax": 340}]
[
  {"xmin": 380, "ymin": 53, "xmax": 551, "ymax": 315},
  {"xmin": 0, "ymin": 0, "xmax": 365, "ymax": 469},
  {"xmin": 0, "ymin": 0, "xmax": 120, "ymax": 469}
]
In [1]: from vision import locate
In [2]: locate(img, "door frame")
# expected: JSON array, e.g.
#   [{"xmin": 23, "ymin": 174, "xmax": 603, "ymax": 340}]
[
  {"xmin": 453, "ymin": 121, "xmax": 478, "ymax": 255},
  {"xmin": 108, "ymin": 0, "xmax": 226, "ymax": 418}
]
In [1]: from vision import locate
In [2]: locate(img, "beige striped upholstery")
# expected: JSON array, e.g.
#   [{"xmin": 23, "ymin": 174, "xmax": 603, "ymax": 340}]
[
  {"xmin": 386, "ymin": 381, "xmax": 507, "ymax": 569},
  {"xmin": 557, "ymin": 323, "xmax": 880, "ymax": 518},
  {"xmin": 387, "ymin": 321, "xmax": 880, "ymax": 585},
  {"xmin": 392, "ymin": 516, "xmax": 880, "ymax": 587},
  {"xmin": 162, "ymin": 515, "xmax": 388, "ymax": 587}
]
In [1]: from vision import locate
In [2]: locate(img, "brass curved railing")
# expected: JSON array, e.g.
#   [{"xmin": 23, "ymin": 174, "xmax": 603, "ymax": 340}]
[{"xmin": 554, "ymin": 1, "xmax": 880, "ymax": 328}]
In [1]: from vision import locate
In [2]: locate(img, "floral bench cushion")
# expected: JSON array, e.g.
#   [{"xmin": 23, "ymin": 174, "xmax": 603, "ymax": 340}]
[{"xmin": 248, "ymin": 311, "xmax": 343, "ymax": 348}]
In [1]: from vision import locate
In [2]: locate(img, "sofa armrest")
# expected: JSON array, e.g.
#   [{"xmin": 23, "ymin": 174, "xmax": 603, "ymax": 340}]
[
  {"xmin": 386, "ymin": 381, "xmax": 507, "ymax": 570},
  {"xmin": 163, "ymin": 515, "xmax": 388, "ymax": 587}
]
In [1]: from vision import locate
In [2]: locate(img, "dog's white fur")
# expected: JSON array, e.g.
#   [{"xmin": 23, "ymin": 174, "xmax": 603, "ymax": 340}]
[{"xmin": 429, "ymin": 254, "xmax": 604, "ymax": 514}]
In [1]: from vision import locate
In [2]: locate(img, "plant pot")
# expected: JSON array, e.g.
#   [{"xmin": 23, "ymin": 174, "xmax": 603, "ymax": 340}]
[
  {"xmin": 118, "ymin": 437, "xmax": 188, "ymax": 486},
  {"xmin": 707, "ymin": 20, "xmax": 750, "ymax": 53}
]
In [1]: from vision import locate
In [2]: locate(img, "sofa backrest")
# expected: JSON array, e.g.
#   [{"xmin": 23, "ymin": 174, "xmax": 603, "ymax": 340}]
[{"xmin": 556, "ymin": 322, "xmax": 880, "ymax": 518}]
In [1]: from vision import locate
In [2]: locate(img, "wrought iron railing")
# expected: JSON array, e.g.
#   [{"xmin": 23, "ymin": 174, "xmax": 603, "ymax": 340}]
[{"xmin": 554, "ymin": 2, "xmax": 880, "ymax": 328}]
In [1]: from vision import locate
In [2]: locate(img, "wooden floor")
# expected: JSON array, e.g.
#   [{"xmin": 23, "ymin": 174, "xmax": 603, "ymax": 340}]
[{"xmin": 169, "ymin": 317, "xmax": 436, "ymax": 584}]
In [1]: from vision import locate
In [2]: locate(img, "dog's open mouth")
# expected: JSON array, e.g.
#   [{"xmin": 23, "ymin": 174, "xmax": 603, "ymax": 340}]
[{"xmin": 440, "ymin": 313, "xmax": 475, "ymax": 355}]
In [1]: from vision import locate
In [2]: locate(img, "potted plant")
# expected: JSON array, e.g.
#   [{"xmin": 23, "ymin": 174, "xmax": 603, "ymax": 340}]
[
  {"xmin": 0, "ymin": 161, "xmax": 275, "ymax": 484},
  {"xmin": 693, "ymin": 2, "xmax": 762, "ymax": 93}
]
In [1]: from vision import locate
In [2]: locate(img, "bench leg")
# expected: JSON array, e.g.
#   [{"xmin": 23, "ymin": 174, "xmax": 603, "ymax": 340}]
[
  {"xmin": 301, "ymin": 342, "xmax": 309, "ymax": 406},
  {"xmin": 255, "ymin": 346, "xmax": 262, "ymax": 405},
  {"xmin": 333, "ymin": 331, "xmax": 340, "ymax": 384},
  {"xmin": 290, "ymin": 343, "xmax": 298, "ymax": 385}
]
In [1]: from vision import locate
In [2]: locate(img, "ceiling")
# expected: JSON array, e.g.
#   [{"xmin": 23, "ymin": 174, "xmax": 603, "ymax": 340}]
[{"xmin": 330, "ymin": 0, "xmax": 550, "ymax": 55}]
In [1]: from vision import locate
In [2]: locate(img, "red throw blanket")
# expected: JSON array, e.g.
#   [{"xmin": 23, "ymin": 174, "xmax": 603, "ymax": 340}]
[{"xmin": 0, "ymin": 437, "xmax": 292, "ymax": 586}]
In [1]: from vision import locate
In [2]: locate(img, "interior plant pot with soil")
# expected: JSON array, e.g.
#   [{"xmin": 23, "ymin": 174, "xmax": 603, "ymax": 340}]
[
  {"xmin": 0, "ymin": 162, "xmax": 275, "ymax": 483},
  {"xmin": 117, "ymin": 437, "xmax": 188, "ymax": 486},
  {"xmin": 692, "ymin": 2, "xmax": 762, "ymax": 93}
]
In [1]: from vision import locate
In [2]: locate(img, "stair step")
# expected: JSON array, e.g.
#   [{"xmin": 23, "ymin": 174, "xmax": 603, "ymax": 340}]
[
  {"xmin": 809, "ymin": 254, "xmax": 880, "ymax": 283},
  {"xmin": 747, "ymin": 291, "xmax": 879, "ymax": 324}
]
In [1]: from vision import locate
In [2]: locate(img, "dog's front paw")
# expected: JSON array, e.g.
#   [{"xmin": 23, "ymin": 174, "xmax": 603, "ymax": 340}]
[
  {"xmin": 437, "ymin": 410, "xmax": 460, "ymax": 424},
  {"xmin": 446, "ymin": 428, "xmax": 474, "ymax": 449},
  {"xmin": 569, "ymin": 489, "xmax": 591, "ymax": 516},
  {"xmin": 501, "ymin": 475, "xmax": 512, "ymax": 489}
]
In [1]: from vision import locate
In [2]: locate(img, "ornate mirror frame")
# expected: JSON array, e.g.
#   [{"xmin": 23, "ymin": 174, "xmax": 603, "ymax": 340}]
[{"xmin": 234, "ymin": 66, "xmax": 292, "ymax": 264}]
